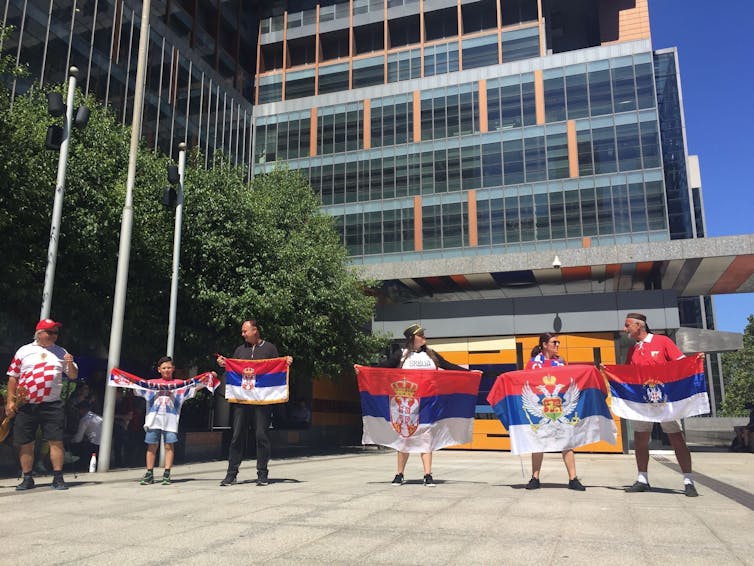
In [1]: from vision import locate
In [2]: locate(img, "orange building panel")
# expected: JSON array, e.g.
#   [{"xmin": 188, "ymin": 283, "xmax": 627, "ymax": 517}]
[
  {"xmin": 710, "ymin": 254, "xmax": 754, "ymax": 294},
  {"xmin": 413, "ymin": 90, "xmax": 421, "ymax": 142},
  {"xmin": 469, "ymin": 352, "xmax": 516, "ymax": 365},
  {"xmin": 468, "ymin": 189, "xmax": 478, "ymax": 246},
  {"xmin": 534, "ymin": 69, "xmax": 545, "ymax": 125},
  {"xmin": 363, "ymin": 99, "xmax": 371, "ymax": 150},
  {"xmin": 600, "ymin": 0, "xmax": 650, "ymax": 45},
  {"xmin": 567, "ymin": 120, "xmax": 579, "ymax": 178},
  {"xmin": 310, "ymin": 108, "xmax": 318, "ymax": 156},
  {"xmin": 438, "ymin": 351, "xmax": 470, "ymax": 366},
  {"xmin": 478, "ymin": 81, "xmax": 488, "ymax": 133},
  {"xmin": 413, "ymin": 195, "xmax": 423, "ymax": 251}
]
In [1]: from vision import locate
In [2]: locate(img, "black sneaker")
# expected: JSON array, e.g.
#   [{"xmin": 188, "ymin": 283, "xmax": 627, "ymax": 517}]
[
  {"xmin": 423, "ymin": 474, "xmax": 436, "ymax": 487},
  {"xmin": 525, "ymin": 477, "xmax": 540, "ymax": 490},
  {"xmin": 256, "ymin": 471, "xmax": 269, "ymax": 486},
  {"xmin": 568, "ymin": 478, "xmax": 586, "ymax": 491},
  {"xmin": 391, "ymin": 473, "xmax": 405, "ymax": 486},
  {"xmin": 140, "ymin": 471, "xmax": 154, "ymax": 485},
  {"xmin": 15, "ymin": 476, "xmax": 35, "ymax": 491},
  {"xmin": 684, "ymin": 483, "xmax": 699, "ymax": 497},
  {"xmin": 220, "ymin": 473, "xmax": 237, "ymax": 486},
  {"xmin": 161, "ymin": 471, "xmax": 171, "ymax": 486},
  {"xmin": 51, "ymin": 476, "xmax": 68, "ymax": 491},
  {"xmin": 625, "ymin": 481, "xmax": 651, "ymax": 492}
]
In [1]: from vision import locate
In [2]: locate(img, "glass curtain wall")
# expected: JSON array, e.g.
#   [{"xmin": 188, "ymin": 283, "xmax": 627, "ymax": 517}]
[{"xmin": 1, "ymin": 0, "xmax": 255, "ymax": 169}]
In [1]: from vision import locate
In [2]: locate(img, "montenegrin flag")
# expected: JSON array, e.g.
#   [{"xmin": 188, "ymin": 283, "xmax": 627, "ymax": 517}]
[
  {"xmin": 486, "ymin": 365, "xmax": 616, "ymax": 455},
  {"xmin": 109, "ymin": 368, "xmax": 220, "ymax": 393},
  {"xmin": 224, "ymin": 358, "xmax": 289, "ymax": 404},
  {"xmin": 355, "ymin": 365, "xmax": 482, "ymax": 453},
  {"xmin": 603, "ymin": 356, "xmax": 709, "ymax": 422}
]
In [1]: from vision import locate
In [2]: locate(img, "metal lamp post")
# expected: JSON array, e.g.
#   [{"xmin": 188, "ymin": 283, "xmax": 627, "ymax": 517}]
[
  {"xmin": 159, "ymin": 142, "xmax": 186, "ymax": 468},
  {"xmin": 167, "ymin": 142, "xmax": 186, "ymax": 358},
  {"xmin": 40, "ymin": 66, "xmax": 89, "ymax": 319},
  {"xmin": 99, "ymin": 0, "xmax": 152, "ymax": 472}
]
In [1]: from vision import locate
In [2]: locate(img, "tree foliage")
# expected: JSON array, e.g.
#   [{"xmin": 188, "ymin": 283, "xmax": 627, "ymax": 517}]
[
  {"xmin": 720, "ymin": 315, "xmax": 754, "ymax": 416},
  {"xmin": 178, "ymin": 166, "xmax": 387, "ymax": 383},
  {"xmin": 0, "ymin": 77, "xmax": 386, "ymax": 383},
  {"xmin": 0, "ymin": 85, "xmax": 171, "ymax": 360}
]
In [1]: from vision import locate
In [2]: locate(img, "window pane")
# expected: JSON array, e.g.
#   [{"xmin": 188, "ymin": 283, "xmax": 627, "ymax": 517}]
[
  {"xmin": 524, "ymin": 135, "xmax": 547, "ymax": 182},
  {"xmin": 546, "ymin": 133, "xmax": 569, "ymax": 179},
  {"xmin": 482, "ymin": 142, "xmax": 503, "ymax": 187},
  {"xmin": 503, "ymin": 138, "xmax": 524, "ymax": 185},
  {"xmin": 592, "ymin": 126, "xmax": 617, "ymax": 174},
  {"xmin": 544, "ymin": 75, "xmax": 566, "ymax": 122},
  {"xmin": 611, "ymin": 64, "xmax": 636, "ymax": 113},
  {"xmin": 566, "ymin": 73, "xmax": 589, "ymax": 119},
  {"xmin": 616, "ymin": 122, "xmax": 641, "ymax": 171},
  {"xmin": 588, "ymin": 68, "xmax": 612, "ymax": 116},
  {"xmin": 640, "ymin": 120, "xmax": 660, "ymax": 168}
]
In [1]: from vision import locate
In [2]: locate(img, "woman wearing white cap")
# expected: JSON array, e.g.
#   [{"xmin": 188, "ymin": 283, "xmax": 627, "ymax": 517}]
[{"xmin": 377, "ymin": 323, "xmax": 470, "ymax": 487}]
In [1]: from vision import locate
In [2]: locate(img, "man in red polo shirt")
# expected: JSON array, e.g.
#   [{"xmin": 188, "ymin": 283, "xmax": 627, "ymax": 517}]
[{"xmin": 623, "ymin": 312, "xmax": 701, "ymax": 497}]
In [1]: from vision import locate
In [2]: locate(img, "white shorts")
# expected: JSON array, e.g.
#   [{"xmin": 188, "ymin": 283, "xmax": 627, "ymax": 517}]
[{"xmin": 631, "ymin": 419, "xmax": 682, "ymax": 434}]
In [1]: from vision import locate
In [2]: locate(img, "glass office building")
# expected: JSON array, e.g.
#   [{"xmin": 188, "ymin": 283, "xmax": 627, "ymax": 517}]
[
  {"xmin": 1, "ymin": 0, "xmax": 259, "ymax": 169},
  {"xmin": 252, "ymin": 0, "xmax": 698, "ymax": 260},
  {"xmin": 251, "ymin": 0, "xmax": 726, "ymax": 423}
]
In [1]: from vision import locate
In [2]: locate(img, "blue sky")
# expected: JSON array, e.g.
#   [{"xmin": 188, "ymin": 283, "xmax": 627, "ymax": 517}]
[{"xmin": 650, "ymin": 0, "xmax": 754, "ymax": 333}]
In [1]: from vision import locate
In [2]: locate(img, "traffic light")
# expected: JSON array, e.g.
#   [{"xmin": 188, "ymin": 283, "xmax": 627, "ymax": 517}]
[
  {"xmin": 44, "ymin": 89, "xmax": 89, "ymax": 150},
  {"xmin": 162, "ymin": 164, "xmax": 180, "ymax": 208}
]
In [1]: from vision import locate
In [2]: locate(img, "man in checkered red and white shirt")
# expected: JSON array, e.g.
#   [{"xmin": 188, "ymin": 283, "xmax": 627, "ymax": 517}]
[{"xmin": 6, "ymin": 318, "xmax": 78, "ymax": 491}]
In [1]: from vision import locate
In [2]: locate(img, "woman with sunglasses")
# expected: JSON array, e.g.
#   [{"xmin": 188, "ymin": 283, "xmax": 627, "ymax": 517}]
[
  {"xmin": 524, "ymin": 332, "xmax": 585, "ymax": 491},
  {"xmin": 377, "ymin": 323, "xmax": 471, "ymax": 487}
]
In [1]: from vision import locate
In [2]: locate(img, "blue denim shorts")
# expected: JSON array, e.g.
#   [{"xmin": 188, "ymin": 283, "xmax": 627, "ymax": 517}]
[{"xmin": 144, "ymin": 429, "xmax": 178, "ymax": 445}]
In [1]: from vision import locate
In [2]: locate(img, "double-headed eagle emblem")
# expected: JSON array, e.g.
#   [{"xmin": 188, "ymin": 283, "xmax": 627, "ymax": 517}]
[{"xmin": 521, "ymin": 374, "xmax": 580, "ymax": 431}]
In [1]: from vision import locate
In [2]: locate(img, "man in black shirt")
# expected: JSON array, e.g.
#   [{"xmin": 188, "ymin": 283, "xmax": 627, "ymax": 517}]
[{"xmin": 217, "ymin": 319, "xmax": 292, "ymax": 486}]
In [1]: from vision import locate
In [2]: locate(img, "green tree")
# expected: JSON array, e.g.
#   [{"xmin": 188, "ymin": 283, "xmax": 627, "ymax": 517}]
[
  {"xmin": 0, "ymin": 86, "xmax": 172, "ymax": 361},
  {"xmin": 177, "ymin": 166, "xmax": 387, "ymax": 385},
  {"xmin": 720, "ymin": 315, "xmax": 754, "ymax": 416},
  {"xmin": 0, "ymin": 76, "xmax": 386, "ymax": 382}
]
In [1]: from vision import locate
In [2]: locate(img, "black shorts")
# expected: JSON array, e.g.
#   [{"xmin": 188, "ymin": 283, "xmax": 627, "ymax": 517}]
[{"xmin": 13, "ymin": 400, "xmax": 65, "ymax": 445}]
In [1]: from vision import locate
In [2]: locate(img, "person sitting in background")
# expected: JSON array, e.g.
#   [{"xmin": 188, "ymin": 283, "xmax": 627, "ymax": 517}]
[
  {"xmin": 290, "ymin": 399, "xmax": 311, "ymax": 429},
  {"xmin": 734, "ymin": 402, "xmax": 754, "ymax": 452},
  {"xmin": 113, "ymin": 388, "xmax": 134, "ymax": 467},
  {"xmin": 70, "ymin": 401, "xmax": 102, "ymax": 468}
]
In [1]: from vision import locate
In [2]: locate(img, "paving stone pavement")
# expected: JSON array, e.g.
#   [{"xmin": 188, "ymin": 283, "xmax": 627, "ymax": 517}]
[{"xmin": 2, "ymin": 448, "xmax": 753, "ymax": 565}]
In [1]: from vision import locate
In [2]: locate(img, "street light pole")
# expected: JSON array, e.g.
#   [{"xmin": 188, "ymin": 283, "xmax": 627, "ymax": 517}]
[
  {"xmin": 160, "ymin": 142, "xmax": 186, "ymax": 469},
  {"xmin": 99, "ymin": 0, "xmax": 152, "ymax": 472},
  {"xmin": 166, "ymin": 142, "xmax": 186, "ymax": 358},
  {"xmin": 40, "ymin": 66, "xmax": 78, "ymax": 320}
]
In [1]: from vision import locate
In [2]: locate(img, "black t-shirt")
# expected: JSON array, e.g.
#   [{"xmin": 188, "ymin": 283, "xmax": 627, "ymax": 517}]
[{"xmin": 232, "ymin": 340, "xmax": 279, "ymax": 361}]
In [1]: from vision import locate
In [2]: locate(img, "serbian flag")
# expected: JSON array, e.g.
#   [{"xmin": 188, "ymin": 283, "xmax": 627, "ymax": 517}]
[
  {"xmin": 109, "ymin": 368, "xmax": 220, "ymax": 392},
  {"xmin": 356, "ymin": 365, "xmax": 482, "ymax": 453},
  {"xmin": 224, "ymin": 358, "xmax": 289, "ymax": 404},
  {"xmin": 603, "ymin": 356, "xmax": 709, "ymax": 422},
  {"xmin": 487, "ymin": 365, "xmax": 616, "ymax": 455}
]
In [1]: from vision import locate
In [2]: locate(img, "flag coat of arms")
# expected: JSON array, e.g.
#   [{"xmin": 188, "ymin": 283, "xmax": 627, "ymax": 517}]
[
  {"xmin": 602, "ymin": 356, "xmax": 709, "ymax": 421},
  {"xmin": 224, "ymin": 357, "xmax": 289, "ymax": 404},
  {"xmin": 487, "ymin": 365, "xmax": 616, "ymax": 455},
  {"xmin": 356, "ymin": 365, "xmax": 482, "ymax": 453}
]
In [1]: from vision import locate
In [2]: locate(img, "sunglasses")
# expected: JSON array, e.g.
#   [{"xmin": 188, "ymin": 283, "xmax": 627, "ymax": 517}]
[{"xmin": 45, "ymin": 329, "xmax": 60, "ymax": 335}]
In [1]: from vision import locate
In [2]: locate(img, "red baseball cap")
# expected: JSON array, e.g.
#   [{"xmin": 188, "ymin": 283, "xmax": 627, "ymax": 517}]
[{"xmin": 36, "ymin": 319, "xmax": 62, "ymax": 331}]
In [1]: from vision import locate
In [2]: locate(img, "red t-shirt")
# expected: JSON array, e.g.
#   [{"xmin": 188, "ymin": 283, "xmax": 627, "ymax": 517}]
[{"xmin": 625, "ymin": 333, "xmax": 684, "ymax": 366}]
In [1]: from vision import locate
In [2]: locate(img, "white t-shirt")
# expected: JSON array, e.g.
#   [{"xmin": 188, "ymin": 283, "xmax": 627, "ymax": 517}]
[
  {"xmin": 400, "ymin": 350, "xmax": 437, "ymax": 370},
  {"xmin": 6, "ymin": 341, "xmax": 77, "ymax": 403},
  {"xmin": 72, "ymin": 411, "xmax": 103, "ymax": 445}
]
